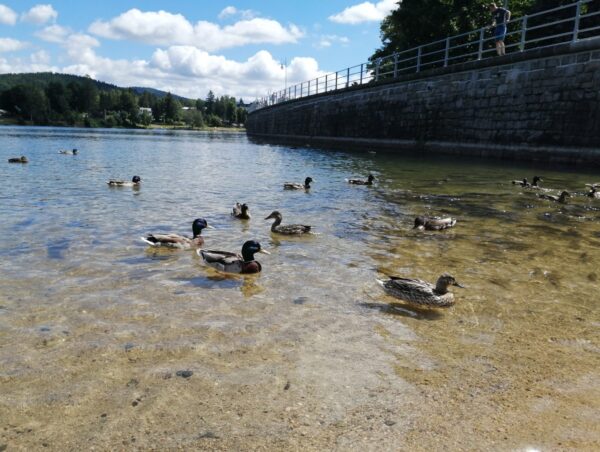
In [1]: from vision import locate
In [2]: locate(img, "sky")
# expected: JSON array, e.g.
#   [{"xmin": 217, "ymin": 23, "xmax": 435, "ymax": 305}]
[{"xmin": 0, "ymin": 0, "xmax": 398, "ymax": 101}]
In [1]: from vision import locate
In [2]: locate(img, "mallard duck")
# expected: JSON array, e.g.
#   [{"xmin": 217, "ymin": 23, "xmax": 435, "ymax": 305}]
[
  {"xmin": 59, "ymin": 149, "xmax": 78, "ymax": 155},
  {"xmin": 232, "ymin": 202, "xmax": 251, "ymax": 220},
  {"xmin": 526, "ymin": 176, "xmax": 543, "ymax": 188},
  {"xmin": 538, "ymin": 191, "xmax": 570, "ymax": 203},
  {"xmin": 107, "ymin": 175, "xmax": 141, "ymax": 187},
  {"xmin": 8, "ymin": 156, "xmax": 28, "ymax": 163},
  {"xmin": 347, "ymin": 174, "xmax": 375, "ymax": 185},
  {"xmin": 265, "ymin": 211, "xmax": 312, "ymax": 235},
  {"xmin": 198, "ymin": 240, "xmax": 270, "ymax": 274},
  {"xmin": 413, "ymin": 216, "xmax": 457, "ymax": 231},
  {"xmin": 378, "ymin": 273, "xmax": 464, "ymax": 308},
  {"xmin": 141, "ymin": 218, "xmax": 213, "ymax": 249},
  {"xmin": 284, "ymin": 177, "xmax": 313, "ymax": 190},
  {"xmin": 587, "ymin": 187, "xmax": 600, "ymax": 199},
  {"xmin": 511, "ymin": 176, "xmax": 542, "ymax": 187}
]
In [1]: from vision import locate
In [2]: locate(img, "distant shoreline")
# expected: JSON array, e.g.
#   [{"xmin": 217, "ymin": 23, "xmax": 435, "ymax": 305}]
[{"xmin": 0, "ymin": 118, "xmax": 245, "ymax": 132}]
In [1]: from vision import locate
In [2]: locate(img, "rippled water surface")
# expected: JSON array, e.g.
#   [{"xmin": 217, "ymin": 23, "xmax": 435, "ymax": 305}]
[{"xmin": 1, "ymin": 126, "xmax": 599, "ymax": 450}]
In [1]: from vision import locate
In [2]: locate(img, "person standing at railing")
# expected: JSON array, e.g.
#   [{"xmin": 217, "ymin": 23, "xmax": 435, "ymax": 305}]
[{"xmin": 489, "ymin": 2, "xmax": 511, "ymax": 56}]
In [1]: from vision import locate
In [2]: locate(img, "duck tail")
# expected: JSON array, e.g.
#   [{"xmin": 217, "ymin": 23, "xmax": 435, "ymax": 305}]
[{"xmin": 140, "ymin": 236, "xmax": 159, "ymax": 246}]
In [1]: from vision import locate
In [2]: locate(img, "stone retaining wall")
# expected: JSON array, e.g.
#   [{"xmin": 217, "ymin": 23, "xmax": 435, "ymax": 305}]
[{"xmin": 247, "ymin": 38, "xmax": 600, "ymax": 166}]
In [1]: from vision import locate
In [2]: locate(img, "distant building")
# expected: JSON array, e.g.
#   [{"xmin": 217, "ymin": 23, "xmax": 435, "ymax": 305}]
[{"xmin": 139, "ymin": 107, "xmax": 152, "ymax": 115}]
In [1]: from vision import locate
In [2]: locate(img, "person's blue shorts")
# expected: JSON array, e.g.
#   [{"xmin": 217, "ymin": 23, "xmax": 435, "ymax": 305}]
[{"xmin": 495, "ymin": 25, "xmax": 507, "ymax": 42}]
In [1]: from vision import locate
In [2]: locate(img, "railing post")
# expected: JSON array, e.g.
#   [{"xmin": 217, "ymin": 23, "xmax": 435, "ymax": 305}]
[
  {"xmin": 316, "ymin": 78, "xmax": 319, "ymax": 94},
  {"xmin": 393, "ymin": 53, "xmax": 398, "ymax": 78},
  {"xmin": 375, "ymin": 58, "xmax": 381, "ymax": 81},
  {"xmin": 573, "ymin": 0, "xmax": 582, "ymax": 42},
  {"xmin": 325, "ymin": 74, "xmax": 328, "ymax": 92},
  {"xmin": 478, "ymin": 28, "xmax": 484, "ymax": 60},
  {"xmin": 360, "ymin": 63, "xmax": 364, "ymax": 84},
  {"xmin": 346, "ymin": 67, "xmax": 350, "ymax": 87},
  {"xmin": 335, "ymin": 71, "xmax": 338, "ymax": 90},
  {"xmin": 308, "ymin": 80, "xmax": 310, "ymax": 96},
  {"xmin": 520, "ymin": 16, "xmax": 527, "ymax": 51},
  {"xmin": 294, "ymin": 85, "xmax": 297, "ymax": 99},
  {"xmin": 444, "ymin": 37, "xmax": 450, "ymax": 67},
  {"xmin": 416, "ymin": 46, "xmax": 422, "ymax": 73}
]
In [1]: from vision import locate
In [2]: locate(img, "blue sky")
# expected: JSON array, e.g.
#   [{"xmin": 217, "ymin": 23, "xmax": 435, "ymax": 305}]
[{"xmin": 0, "ymin": 1, "xmax": 398, "ymax": 100}]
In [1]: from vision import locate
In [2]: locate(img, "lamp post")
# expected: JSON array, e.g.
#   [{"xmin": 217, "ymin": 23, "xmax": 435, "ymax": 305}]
[{"xmin": 281, "ymin": 58, "xmax": 287, "ymax": 98}]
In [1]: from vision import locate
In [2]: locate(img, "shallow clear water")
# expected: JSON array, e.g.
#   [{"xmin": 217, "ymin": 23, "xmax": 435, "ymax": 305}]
[{"xmin": 0, "ymin": 126, "xmax": 599, "ymax": 450}]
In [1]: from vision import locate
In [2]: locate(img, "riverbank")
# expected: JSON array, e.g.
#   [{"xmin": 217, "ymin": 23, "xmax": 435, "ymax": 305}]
[{"xmin": 0, "ymin": 118, "xmax": 245, "ymax": 132}]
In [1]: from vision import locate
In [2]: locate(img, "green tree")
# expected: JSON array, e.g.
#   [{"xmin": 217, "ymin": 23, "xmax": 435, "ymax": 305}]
[
  {"xmin": 370, "ymin": 0, "xmax": 535, "ymax": 63},
  {"xmin": 162, "ymin": 92, "xmax": 181, "ymax": 123},
  {"xmin": 205, "ymin": 90, "xmax": 215, "ymax": 115}
]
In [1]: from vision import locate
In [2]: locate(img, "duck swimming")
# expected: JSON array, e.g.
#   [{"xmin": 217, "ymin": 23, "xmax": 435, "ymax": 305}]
[
  {"xmin": 512, "ymin": 176, "xmax": 542, "ymax": 187},
  {"xmin": 265, "ymin": 211, "xmax": 312, "ymax": 235},
  {"xmin": 8, "ymin": 156, "xmax": 28, "ymax": 163},
  {"xmin": 284, "ymin": 177, "xmax": 313, "ymax": 190},
  {"xmin": 538, "ymin": 191, "xmax": 570, "ymax": 203},
  {"xmin": 198, "ymin": 240, "xmax": 270, "ymax": 274},
  {"xmin": 379, "ymin": 273, "xmax": 464, "ymax": 308},
  {"xmin": 232, "ymin": 202, "xmax": 251, "ymax": 220},
  {"xmin": 107, "ymin": 175, "xmax": 141, "ymax": 187},
  {"xmin": 347, "ymin": 174, "xmax": 375, "ymax": 185},
  {"xmin": 413, "ymin": 216, "xmax": 457, "ymax": 231},
  {"xmin": 587, "ymin": 187, "xmax": 600, "ymax": 199},
  {"xmin": 59, "ymin": 149, "xmax": 78, "ymax": 155},
  {"xmin": 141, "ymin": 218, "xmax": 213, "ymax": 249}
]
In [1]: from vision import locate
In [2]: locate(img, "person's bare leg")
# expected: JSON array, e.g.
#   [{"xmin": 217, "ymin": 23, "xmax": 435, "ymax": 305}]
[{"xmin": 496, "ymin": 42, "xmax": 502, "ymax": 56}]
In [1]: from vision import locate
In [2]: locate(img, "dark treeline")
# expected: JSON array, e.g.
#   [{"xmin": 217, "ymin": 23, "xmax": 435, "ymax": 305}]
[{"xmin": 0, "ymin": 73, "xmax": 248, "ymax": 128}]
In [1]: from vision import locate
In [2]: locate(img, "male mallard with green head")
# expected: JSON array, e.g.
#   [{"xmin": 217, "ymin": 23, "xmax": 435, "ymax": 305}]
[
  {"xmin": 265, "ymin": 211, "xmax": 312, "ymax": 235},
  {"xmin": 141, "ymin": 218, "xmax": 213, "ymax": 249},
  {"xmin": 198, "ymin": 240, "xmax": 270, "ymax": 274},
  {"xmin": 379, "ymin": 273, "xmax": 464, "ymax": 308},
  {"xmin": 347, "ymin": 174, "xmax": 375, "ymax": 185},
  {"xmin": 8, "ymin": 156, "xmax": 28, "ymax": 163},
  {"xmin": 413, "ymin": 216, "xmax": 457, "ymax": 231},
  {"xmin": 108, "ymin": 175, "xmax": 141, "ymax": 187},
  {"xmin": 284, "ymin": 177, "xmax": 313, "ymax": 190},
  {"xmin": 232, "ymin": 202, "xmax": 251, "ymax": 219}
]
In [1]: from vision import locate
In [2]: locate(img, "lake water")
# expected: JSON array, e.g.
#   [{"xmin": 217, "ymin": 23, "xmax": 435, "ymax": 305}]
[{"xmin": 1, "ymin": 126, "xmax": 599, "ymax": 450}]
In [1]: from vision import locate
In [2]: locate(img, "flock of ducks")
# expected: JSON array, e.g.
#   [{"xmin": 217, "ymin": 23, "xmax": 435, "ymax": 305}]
[
  {"xmin": 511, "ymin": 174, "xmax": 600, "ymax": 201},
  {"xmin": 128, "ymin": 170, "xmax": 464, "ymax": 309},
  {"xmin": 8, "ymin": 150, "xmax": 599, "ymax": 309}
]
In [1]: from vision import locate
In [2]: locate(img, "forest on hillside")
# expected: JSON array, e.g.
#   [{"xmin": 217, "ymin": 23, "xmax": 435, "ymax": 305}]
[{"xmin": 0, "ymin": 73, "xmax": 248, "ymax": 129}]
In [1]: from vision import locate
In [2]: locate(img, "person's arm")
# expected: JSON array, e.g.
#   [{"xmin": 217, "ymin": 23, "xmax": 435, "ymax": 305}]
[{"xmin": 506, "ymin": 10, "xmax": 511, "ymax": 22}]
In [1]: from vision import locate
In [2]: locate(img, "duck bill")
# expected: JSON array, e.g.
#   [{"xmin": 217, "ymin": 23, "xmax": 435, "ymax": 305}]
[
  {"xmin": 264, "ymin": 215, "xmax": 274, "ymax": 220},
  {"xmin": 454, "ymin": 282, "xmax": 466, "ymax": 288},
  {"xmin": 258, "ymin": 249, "xmax": 270, "ymax": 255},
  {"xmin": 205, "ymin": 224, "xmax": 215, "ymax": 229}
]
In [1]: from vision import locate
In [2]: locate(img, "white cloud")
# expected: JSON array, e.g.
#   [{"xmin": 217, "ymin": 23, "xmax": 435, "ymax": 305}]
[
  {"xmin": 30, "ymin": 49, "xmax": 50, "ymax": 64},
  {"xmin": 0, "ymin": 4, "xmax": 18, "ymax": 25},
  {"xmin": 22, "ymin": 4, "xmax": 58, "ymax": 24},
  {"xmin": 35, "ymin": 24, "xmax": 70, "ymax": 43},
  {"xmin": 315, "ymin": 34, "xmax": 350, "ymax": 49},
  {"xmin": 329, "ymin": 0, "xmax": 397, "ymax": 24},
  {"xmin": 89, "ymin": 8, "xmax": 302, "ymax": 51},
  {"xmin": 0, "ymin": 37, "xmax": 28, "ymax": 52},
  {"xmin": 218, "ymin": 6, "xmax": 237, "ymax": 19},
  {"xmin": 218, "ymin": 6, "xmax": 257, "ymax": 20}
]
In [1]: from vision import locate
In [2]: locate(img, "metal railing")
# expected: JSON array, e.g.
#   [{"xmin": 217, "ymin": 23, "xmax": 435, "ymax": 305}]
[{"xmin": 256, "ymin": 0, "xmax": 599, "ymax": 109}]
